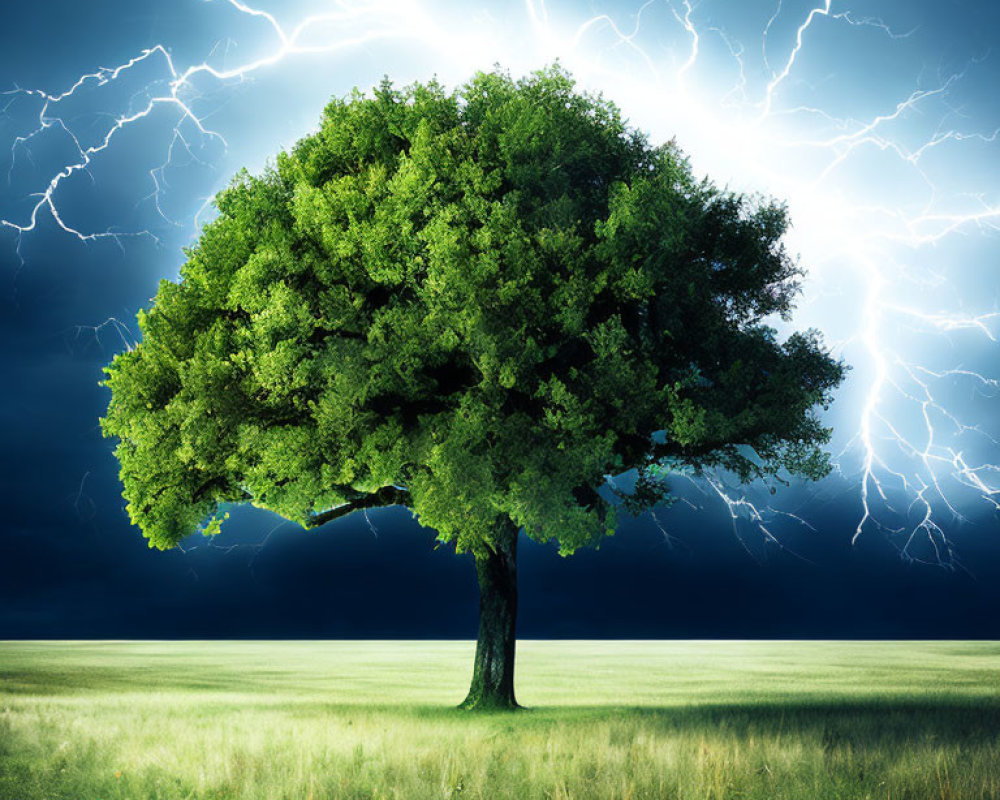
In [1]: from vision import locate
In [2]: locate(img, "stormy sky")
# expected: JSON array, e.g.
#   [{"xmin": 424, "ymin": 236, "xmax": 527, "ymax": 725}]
[{"xmin": 2, "ymin": 0, "xmax": 999, "ymax": 639}]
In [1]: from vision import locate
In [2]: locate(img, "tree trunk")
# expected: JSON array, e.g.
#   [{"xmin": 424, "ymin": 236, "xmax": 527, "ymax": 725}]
[{"xmin": 460, "ymin": 518, "xmax": 520, "ymax": 710}]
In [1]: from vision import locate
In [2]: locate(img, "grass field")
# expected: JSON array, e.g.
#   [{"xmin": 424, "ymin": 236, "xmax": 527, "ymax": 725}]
[{"xmin": 1, "ymin": 640, "xmax": 999, "ymax": 799}]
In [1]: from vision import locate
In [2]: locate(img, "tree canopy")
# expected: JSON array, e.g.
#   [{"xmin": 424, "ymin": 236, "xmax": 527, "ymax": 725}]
[{"xmin": 101, "ymin": 65, "xmax": 845, "ymax": 558}]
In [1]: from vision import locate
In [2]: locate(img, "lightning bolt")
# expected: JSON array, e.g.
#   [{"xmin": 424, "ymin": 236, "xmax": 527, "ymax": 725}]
[
  {"xmin": 2, "ymin": 44, "xmax": 222, "ymax": 255},
  {"xmin": 0, "ymin": 0, "xmax": 447, "ymax": 257},
  {"xmin": 5, "ymin": 0, "xmax": 998, "ymax": 567}
]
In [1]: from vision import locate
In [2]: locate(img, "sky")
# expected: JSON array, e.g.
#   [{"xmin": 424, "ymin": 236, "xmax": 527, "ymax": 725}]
[{"xmin": 1, "ymin": 0, "xmax": 999, "ymax": 639}]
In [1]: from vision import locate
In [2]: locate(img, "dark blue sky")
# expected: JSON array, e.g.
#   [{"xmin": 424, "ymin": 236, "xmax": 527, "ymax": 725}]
[{"xmin": 2, "ymin": 0, "xmax": 999, "ymax": 639}]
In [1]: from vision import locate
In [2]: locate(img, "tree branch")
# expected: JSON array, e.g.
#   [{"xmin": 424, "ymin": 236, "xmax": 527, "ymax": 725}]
[{"xmin": 304, "ymin": 485, "xmax": 411, "ymax": 529}]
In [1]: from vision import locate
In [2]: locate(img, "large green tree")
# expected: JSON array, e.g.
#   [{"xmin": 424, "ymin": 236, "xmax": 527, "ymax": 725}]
[{"xmin": 102, "ymin": 66, "xmax": 844, "ymax": 709}]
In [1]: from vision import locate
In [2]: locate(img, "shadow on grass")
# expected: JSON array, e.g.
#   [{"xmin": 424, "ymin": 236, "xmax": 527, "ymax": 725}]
[
  {"xmin": 597, "ymin": 700, "xmax": 1000, "ymax": 748},
  {"xmin": 276, "ymin": 697, "xmax": 1000, "ymax": 749}
]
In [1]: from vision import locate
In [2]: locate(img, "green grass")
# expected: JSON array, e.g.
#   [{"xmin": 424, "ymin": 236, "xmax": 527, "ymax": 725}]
[{"xmin": 1, "ymin": 641, "xmax": 999, "ymax": 799}]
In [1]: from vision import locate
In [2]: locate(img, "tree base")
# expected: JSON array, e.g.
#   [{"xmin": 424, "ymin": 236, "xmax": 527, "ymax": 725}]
[{"xmin": 458, "ymin": 692, "xmax": 523, "ymax": 712}]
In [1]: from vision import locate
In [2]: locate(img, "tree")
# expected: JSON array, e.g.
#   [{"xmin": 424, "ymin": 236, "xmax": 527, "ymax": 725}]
[{"xmin": 101, "ymin": 66, "xmax": 845, "ymax": 710}]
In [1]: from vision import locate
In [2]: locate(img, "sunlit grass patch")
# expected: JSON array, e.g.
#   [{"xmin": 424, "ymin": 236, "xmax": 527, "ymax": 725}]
[{"xmin": 1, "ymin": 640, "xmax": 999, "ymax": 798}]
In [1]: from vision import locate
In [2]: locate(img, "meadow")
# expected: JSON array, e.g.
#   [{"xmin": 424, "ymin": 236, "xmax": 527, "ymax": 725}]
[{"xmin": 1, "ymin": 640, "xmax": 998, "ymax": 799}]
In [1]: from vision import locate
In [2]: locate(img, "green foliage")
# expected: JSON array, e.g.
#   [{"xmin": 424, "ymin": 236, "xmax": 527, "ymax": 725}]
[{"xmin": 101, "ymin": 65, "xmax": 845, "ymax": 553}]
